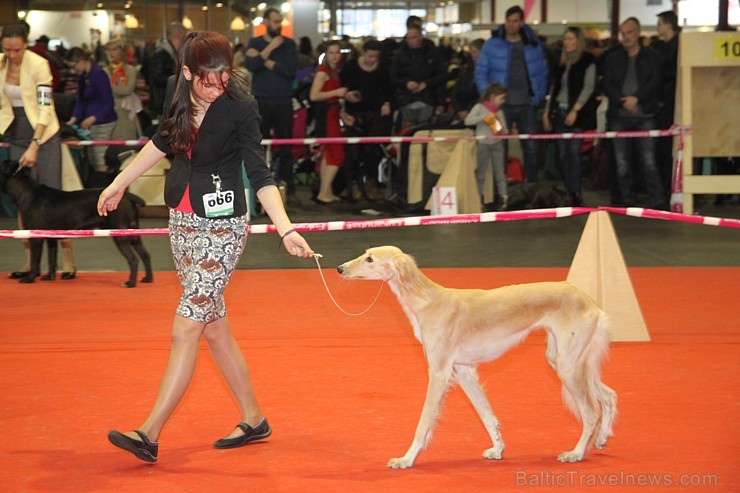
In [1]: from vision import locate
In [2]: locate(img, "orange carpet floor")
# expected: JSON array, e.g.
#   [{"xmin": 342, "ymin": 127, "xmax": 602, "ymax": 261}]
[{"xmin": 0, "ymin": 267, "xmax": 738, "ymax": 492}]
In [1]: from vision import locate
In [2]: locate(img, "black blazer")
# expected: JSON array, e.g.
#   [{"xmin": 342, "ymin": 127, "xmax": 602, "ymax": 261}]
[
  {"xmin": 601, "ymin": 46, "xmax": 663, "ymax": 119},
  {"xmin": 152, "ymin": 76, "xmax": 275, "ymax": 218}
]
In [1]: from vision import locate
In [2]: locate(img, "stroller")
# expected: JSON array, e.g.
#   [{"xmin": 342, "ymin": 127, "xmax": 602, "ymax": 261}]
[
  {"xmin": 377, "ymin": 142, "xmax": 401, "ymax": 202},
  {"xmin": 338, "ymin": 109, "xmax": 396, "ymax": 202}
]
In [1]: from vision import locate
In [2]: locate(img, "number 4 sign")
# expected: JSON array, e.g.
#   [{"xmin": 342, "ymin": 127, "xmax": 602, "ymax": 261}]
[{"xmin": 432, "ymin": 186, "xmax": 458, "ymax": 215}]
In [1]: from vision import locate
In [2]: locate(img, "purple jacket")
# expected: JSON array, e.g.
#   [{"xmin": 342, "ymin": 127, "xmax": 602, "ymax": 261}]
[{"xmin": 72, "ymin": 63, "xmax": 117, "ymax": 125}]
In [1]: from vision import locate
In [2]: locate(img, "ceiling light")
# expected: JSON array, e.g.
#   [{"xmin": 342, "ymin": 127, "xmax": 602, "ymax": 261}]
[
  {"xmin": 230, "ymin": 16, "xmax": 246, "ymax": 30},
  {"xmin": 124, "ymin": 14, "xmax": 139, "ymax": 28}
]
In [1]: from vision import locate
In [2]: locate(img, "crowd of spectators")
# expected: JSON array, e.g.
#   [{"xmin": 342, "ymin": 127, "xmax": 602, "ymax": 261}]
[
  {"xmin": 2, "ymin": 7, "xmax": 687, "ymax": 210},
  {"xmin": 230, "ymin": 8, "xmax": 681, "ymax": 210}
]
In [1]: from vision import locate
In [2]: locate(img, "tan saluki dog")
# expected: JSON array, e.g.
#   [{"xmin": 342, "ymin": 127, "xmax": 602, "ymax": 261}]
[{"xmin": 337, "ymin": 246, "xmax": 617, "ymax": 469}]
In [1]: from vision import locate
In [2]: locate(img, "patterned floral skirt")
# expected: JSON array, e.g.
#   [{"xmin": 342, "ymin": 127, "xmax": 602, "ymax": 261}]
[{"xmin": 169, "ymin": 209, "xmax": 248, "ymax": 323}]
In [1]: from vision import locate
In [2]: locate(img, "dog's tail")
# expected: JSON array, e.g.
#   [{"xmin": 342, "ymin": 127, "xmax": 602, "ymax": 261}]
[
  {"xmin": 587, "ymin": 313, "xmax": 617, "ymax": 442},
  {"xmin": 560, "ymin": 312, "xmax": 617, "ymax": 429}
]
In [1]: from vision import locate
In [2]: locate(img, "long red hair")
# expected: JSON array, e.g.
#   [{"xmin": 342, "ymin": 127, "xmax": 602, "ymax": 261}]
[{"xmin": 162, "ymin": 31, "xmax": 247, "ymax": 153}]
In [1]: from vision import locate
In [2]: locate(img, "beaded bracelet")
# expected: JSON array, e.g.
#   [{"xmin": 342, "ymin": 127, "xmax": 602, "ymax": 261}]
[
  {"xmin": 280, "ymin": 228, "xmax": 296, "ymax": 240},
  {"xmin": 278, "ymin": 228, "xmax": 297, "ymax": 249},
  {"xmin": 278, "ymin": 228, "xmax": 296, "ymax": 249}
]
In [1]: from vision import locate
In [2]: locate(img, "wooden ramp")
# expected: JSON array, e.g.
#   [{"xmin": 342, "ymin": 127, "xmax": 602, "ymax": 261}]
[{"xmin": 567, "ymin": 211, "xmax": 651, "ymax": 342}]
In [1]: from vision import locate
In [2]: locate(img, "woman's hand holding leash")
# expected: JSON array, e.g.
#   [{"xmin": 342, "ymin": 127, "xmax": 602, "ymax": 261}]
[
  {"xmin": 19, "ymin": 145, "xmax": 39, "ymax": 168},
  {"xmin": 280, "ymin": 229, "xmax": 314, "ymax": 258}
]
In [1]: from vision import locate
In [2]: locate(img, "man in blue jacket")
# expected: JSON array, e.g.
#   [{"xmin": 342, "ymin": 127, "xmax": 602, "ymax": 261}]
[
  {"xmin": 475, "ymin": 6, "xmax": 548, "ymax": 183},
  {"xmin": 245, "ymin": 8, "xmax": 298, "ymax": 204}
]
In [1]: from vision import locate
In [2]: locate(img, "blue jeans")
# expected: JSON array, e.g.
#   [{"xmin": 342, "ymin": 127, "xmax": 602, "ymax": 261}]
[
  {"xmin": 503, "ymin": 104, "xmax": 539, "ymax": 182},
  {"xmin": 609, "ymin": 116, "xmax": 664, "ymax": 206},
  {"xmin": 552, "ymin": 115, "xmax": 583, "ymax": 196}
]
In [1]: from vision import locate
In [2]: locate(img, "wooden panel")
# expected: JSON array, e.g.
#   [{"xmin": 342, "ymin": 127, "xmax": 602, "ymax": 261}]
[
  {"xmin": 676, "ymin": 31, "xmax": 740, "ymax": 214},
  {"xmin": 683, "ymin": 176, "xmax": 740, "ymax": 194},
  {"xmin": 691, "ymin": 66, "xmax": 740, "ymax": 157},
  {"xmin": 0, "ymin": 3, "xmax": 15, "ymax": 25},
  {"xmin": 679, "ymin": 31, "xmax": 740, "ymax": 68}
]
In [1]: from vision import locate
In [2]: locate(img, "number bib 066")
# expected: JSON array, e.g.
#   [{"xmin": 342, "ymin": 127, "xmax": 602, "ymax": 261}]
[{"xmin": 203, "ymin": 190, "xmax": 235, "ymax": 218}]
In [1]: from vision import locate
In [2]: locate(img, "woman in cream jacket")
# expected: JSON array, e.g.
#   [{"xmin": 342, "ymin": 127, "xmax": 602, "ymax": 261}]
[
  {"xmin": 1, "ymin": 23, "xmax": 75, "ymax": 280},
  {"xmin": 103, "ymin": 39, "xmax": 141, "ymax": 141}
]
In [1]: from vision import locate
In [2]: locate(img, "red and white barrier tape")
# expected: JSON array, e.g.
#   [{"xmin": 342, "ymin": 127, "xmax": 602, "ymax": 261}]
[
  {"xmin": 1, "ymin": 206, "xmax": 737, "ymax": 239},
  {"xmin": 261, "ymin": 128, "xmax": 685, "ymax": 146},
  {"xmin": 0, "ymin": 126, "xmax": 690, "ymax": 148},
  {"xmin": 599, "ymin": 207, "xmax": 740, "ymax": 228},
  {"xmin": 0, "ymin": 139, "xmax": 149, "ymax": 148},
  {"xmin": 248, "ymin": 206, "xmax": 591, "ymax": 234}
]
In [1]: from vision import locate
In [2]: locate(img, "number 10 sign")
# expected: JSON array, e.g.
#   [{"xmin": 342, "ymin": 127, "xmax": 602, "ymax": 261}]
[{"xmin": 715, "ymin": 34, "xmax": 740, "ymax": 60}]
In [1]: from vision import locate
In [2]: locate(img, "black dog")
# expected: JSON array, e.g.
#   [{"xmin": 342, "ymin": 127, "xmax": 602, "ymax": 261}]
[
  {"xmin": 0, "ymin": 159, "xmax": 153, "ymax": 287},
  {"xmin": 505, "ymin": 182, "xmax": 581, "ymax": 211}
]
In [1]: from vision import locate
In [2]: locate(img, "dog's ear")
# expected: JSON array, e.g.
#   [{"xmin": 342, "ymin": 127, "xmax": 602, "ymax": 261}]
[
  {"xmin": 392, "ymin": 253, "xmax": 430, "ymax": 298},
  {"xmin": 393, "ymin": 253, "xmax": 417, "ymax": 283},
  {"xmin": 0, "ymin": 160, "xmax": 15, "ymax": 181},
  {"xmin": 2, "ymin": 159, "xmax": 19, "ymax": 171}
]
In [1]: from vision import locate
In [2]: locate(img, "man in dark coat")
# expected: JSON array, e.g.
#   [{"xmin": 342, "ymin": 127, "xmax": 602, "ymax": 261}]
[
  {"xmin": 389, "ymin": 25, "xmax": 448, "ymax": 130},
  {"xmin": 143, "ymin": 22, "xmax": 187, "ymax": 120},
  {"xmin": 245, "ymin": 8, "xmax": 299, "ymax": 204},
  {"xmin": 654, "ymin": 10, "xmax": 680, "ymax": 196},
  {"xmin": 601, "ymin": 17, "xmax": 666, "ymax": 209}
]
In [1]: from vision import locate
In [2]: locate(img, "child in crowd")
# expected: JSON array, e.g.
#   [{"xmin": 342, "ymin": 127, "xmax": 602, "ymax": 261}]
[{"xmin": 465, "ymin": 83, "xmax": 509, "ymax": 210}]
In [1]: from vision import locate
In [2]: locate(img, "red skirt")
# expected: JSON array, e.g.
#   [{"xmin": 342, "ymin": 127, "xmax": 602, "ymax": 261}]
[{"xmin": 322, "ymin": 106, "xmax": 344, "ymax": 167}]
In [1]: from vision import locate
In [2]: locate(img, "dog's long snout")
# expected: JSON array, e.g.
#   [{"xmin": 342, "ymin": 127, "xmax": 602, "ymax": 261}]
[{"xmin": 337, "ymin": 264, "xmax": 345, "ymax": 275}]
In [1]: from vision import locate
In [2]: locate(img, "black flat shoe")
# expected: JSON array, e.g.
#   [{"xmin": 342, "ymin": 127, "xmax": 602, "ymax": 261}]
[
  {"xmin": 108, "ymin": 429, "xmax": 158, "ymax": 462},
  {"xmin": 213, "ymin": 419, "xmax": 271, "ymax": 449},
  {"xmin": 61, "ymin": 271, "xmax": 77, "ymax": 280},
  {"xmin": 8, "ymin": 271, "xmax": 31, "ymax": 279},
  {"xmin": 312, "ymin": 197, "xmax": 339, "ymax": 205}
]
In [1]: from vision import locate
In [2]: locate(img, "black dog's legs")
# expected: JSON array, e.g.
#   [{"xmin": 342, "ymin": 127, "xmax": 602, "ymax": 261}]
[
  {"xmin": 131, "ymin": 236, "xmax": 153, "ymax": 283},
  {"xmin": 40, "ymin": 239, "xmax": 58, "ymax": 281},
  {"xmin": 113, "ymin": 237, "xmax": 139, "ymax": 288},
  {"xmin": 21, "ymin": 239, "xmax": 45, "ymax": 283}
]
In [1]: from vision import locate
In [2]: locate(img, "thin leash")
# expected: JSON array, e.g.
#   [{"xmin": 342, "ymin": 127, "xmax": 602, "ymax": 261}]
[{"xmin": 312, "ymin": 253, "xmax": 384, "ymax": 316}]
